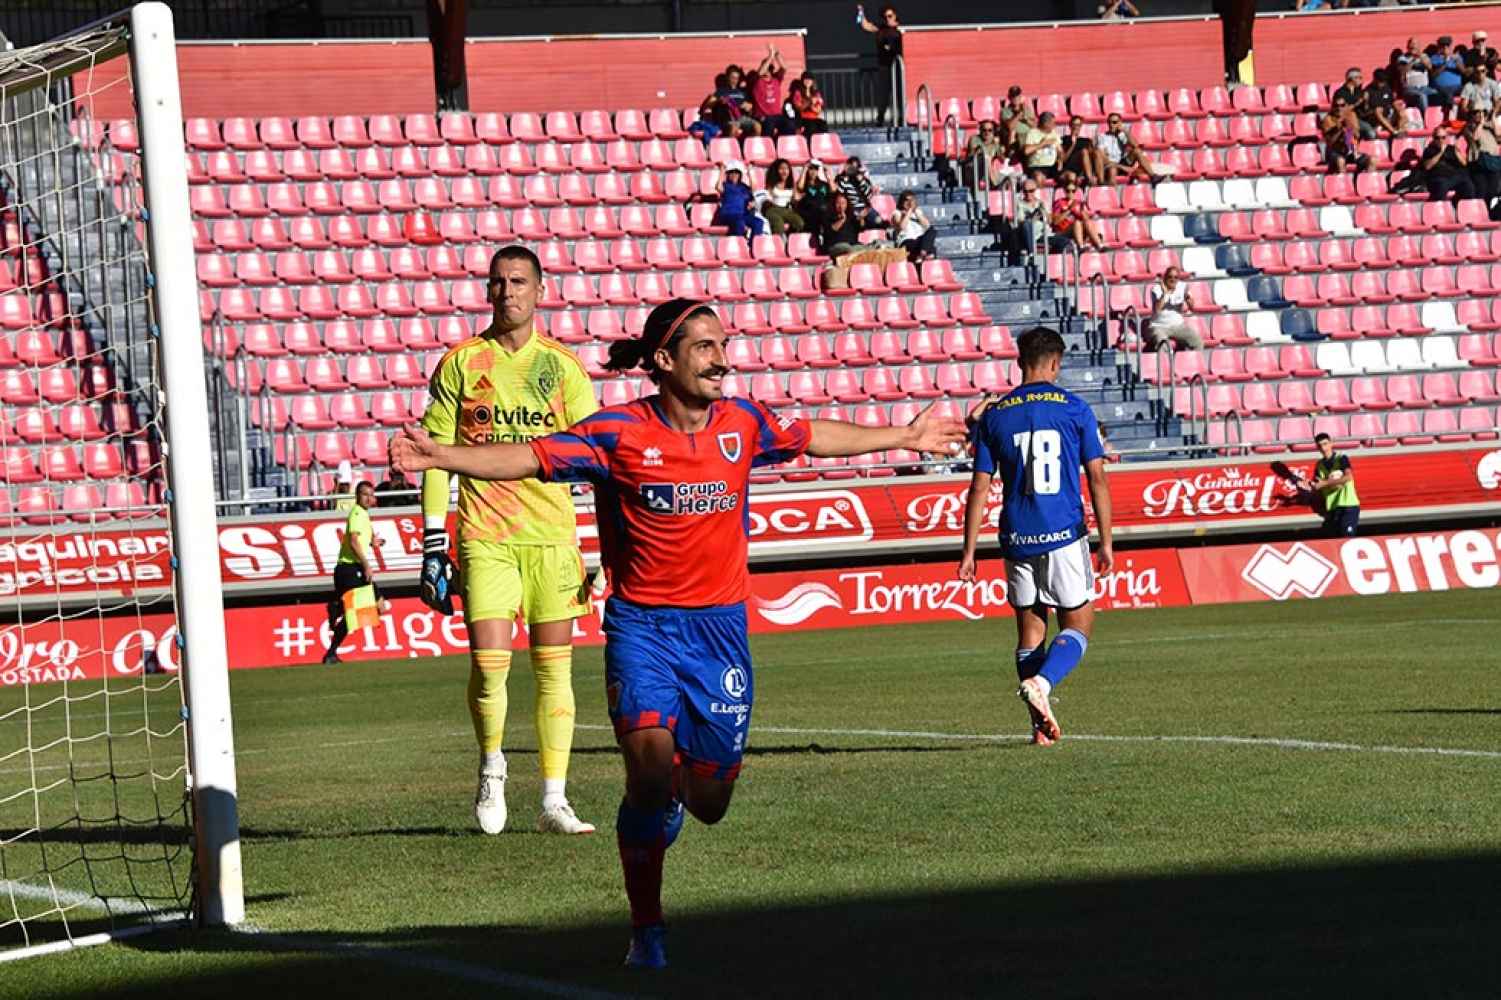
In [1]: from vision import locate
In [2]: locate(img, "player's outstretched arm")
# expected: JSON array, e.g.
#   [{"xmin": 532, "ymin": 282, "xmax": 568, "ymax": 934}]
[
  {"xmin": 957, "ymin": 470, "xmax": 993, "ymax": 582},
  {"xmin": 389, "ymin": 426, "xmax": 541, "ymax": 482},
  {"xmin": 1084, "ymin": 456, "xmax": 1114, "ymax": 574},
  {"xmin": 807, "ymin": 401, "xmax": 966, "ymax": 458}
]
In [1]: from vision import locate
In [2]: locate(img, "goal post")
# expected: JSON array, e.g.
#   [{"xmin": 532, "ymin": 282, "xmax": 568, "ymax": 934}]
[
  {"xmin": 127, "ymin": 1, "xmax": 244, "ymax": 931},
  {"xmin": 0, "ymin": 2, "xmax": 242, "ymax": 959}
]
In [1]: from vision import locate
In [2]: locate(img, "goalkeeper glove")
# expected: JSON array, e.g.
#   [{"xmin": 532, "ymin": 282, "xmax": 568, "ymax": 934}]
[{"xmin": 420, "ymin": 529, "xmax": 457, "ymax": 615}]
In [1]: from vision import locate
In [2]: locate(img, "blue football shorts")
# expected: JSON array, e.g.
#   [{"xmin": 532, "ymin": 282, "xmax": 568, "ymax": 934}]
[{"xmin": 602, "ymin": 597, "xmax": 752, "ymax": 781}]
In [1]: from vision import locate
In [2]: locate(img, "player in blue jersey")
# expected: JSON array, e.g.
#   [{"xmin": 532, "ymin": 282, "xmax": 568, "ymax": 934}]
[{"xmin": 958, "ymin": 326, "xmax": 1114, "ymax": 745}]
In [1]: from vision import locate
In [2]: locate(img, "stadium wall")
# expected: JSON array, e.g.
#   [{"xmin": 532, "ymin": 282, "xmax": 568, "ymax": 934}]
[
  {"xmin": 6, "ymin": 523, "xmax": 1499, "ymax": 685},
  {"xmin": 83, "ymin": 30, "xmax": 806, "ymax": 120},
  {"xmin": 901, "ymin": 4, "xmax": 1501, "ymax": 103}
]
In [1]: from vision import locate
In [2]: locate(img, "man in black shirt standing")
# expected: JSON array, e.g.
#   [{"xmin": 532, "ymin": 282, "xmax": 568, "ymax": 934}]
[{"xmin": 858, "ymin": 5, "xmax": 904, "ymax": 125}]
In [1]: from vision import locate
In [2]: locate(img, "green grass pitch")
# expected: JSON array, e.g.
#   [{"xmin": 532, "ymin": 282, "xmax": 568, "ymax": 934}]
[{"xmin": 4, "ymin": 589, "xmax": 1500, "ymax": 999}]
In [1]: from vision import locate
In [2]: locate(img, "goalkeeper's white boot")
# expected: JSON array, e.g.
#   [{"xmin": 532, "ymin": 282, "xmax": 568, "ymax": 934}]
[
  {"xmin": 474, "ymin": 756, "xmax": 508, "ymax": 835},
  {"xmin": 537, "ymin": 800, "xmax": 596, "ymax": 835}
]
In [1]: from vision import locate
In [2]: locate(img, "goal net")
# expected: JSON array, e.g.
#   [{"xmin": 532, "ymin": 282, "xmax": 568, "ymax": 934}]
[{"xmin": 0, "ymin": 4, "xmax": 242, "ymax": 960}]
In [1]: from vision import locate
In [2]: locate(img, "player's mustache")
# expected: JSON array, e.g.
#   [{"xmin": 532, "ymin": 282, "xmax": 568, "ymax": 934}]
[{"xmin": 698, "ymin": 366, "xmax": 729, "ymax": 379}]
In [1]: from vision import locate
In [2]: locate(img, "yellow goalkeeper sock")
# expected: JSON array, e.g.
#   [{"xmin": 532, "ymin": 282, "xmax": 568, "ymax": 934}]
[
  {"xmin": 531, "ymin": 645, "xmax": 576, "ymax": 784},
  {"xmin": 468, "ymin": 648, "xmax": 512, "ymax": 760}
]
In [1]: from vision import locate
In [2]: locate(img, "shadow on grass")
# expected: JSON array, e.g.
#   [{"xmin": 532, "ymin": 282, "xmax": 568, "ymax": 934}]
[
  {"xmin": 1386, "ymin": 708, "xmax": 1501, "ymax": 716},
  {"xmin": 44, "ymin": 851, "xmax": 1501, "ymax": 999}
]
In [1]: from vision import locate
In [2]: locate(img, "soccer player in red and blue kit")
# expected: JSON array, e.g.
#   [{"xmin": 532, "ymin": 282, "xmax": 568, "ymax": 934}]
[{"xmin": 390, "ymin": 298, "xmax": 965, "ymax": 969}]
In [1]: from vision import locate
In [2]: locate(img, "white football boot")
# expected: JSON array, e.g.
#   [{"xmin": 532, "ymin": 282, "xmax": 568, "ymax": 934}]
[
  {"xmin": 537, "ymin": 800, "xmax": 596, "ymax": 835},
  {"xmin": 474, "ymin": 755, "xmax": 508, "ymax": 835}
]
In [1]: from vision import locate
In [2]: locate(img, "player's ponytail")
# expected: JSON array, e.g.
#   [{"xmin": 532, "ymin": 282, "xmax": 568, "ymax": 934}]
[{"xmin": 604, "ymin": 298, "xmax": 717, "ymax": 383}]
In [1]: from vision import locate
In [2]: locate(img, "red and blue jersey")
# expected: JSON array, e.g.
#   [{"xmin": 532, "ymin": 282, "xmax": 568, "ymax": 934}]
[{"xmin": 529, "ymin": 395, "xmax": 812, "ymax": 608}]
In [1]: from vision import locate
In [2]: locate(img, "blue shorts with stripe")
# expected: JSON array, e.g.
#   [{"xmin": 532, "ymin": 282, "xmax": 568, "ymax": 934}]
[{"xmin": 602, "ymin": 597, "xmax": 752, "ymax": 781}]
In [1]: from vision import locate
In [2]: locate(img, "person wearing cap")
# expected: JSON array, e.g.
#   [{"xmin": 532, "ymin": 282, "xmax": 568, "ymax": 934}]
[
  {"xmin": 388, "ymin": 298, "xmax": 965, "ymax": 971},
  {"xmin": 796, "ymin": 159, "xmax": 834, "ymax": 232},
  {"xmin": 330, "ymin": 459, "xmax": 356, "ymax": 512},
  {"xmin": 998, "ymin": 85, "xmax": 1036, "ymax": 156},
  {"xmin": 1332, "ymin": 68, "xmax": 1376, "ymax": 141},
  {"xmin": 1433, "ymin": 36, "xmax": 1465, "ymax": 108},
  {"xmin": 1465, "ymin": 30, "xmax": 1492, "ymax": 70},
  {"xmin": 712, "ymin": 162, "xmax": 764, "ymax": 239}
]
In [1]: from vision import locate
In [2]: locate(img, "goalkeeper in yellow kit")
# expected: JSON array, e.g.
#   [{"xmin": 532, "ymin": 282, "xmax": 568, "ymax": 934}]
[{"xmin": 419, "ymin": 244, "xmax": 598, "ymax": 835}]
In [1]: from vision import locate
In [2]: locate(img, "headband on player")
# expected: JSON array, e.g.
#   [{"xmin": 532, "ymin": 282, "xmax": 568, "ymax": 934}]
[
  {"xmin": 603, "ymin": 298, "xmax": 714, "ymax": 380},
  {"xmin": 644, "ymin": 299, "xmax": 708, "ymax": 357}
]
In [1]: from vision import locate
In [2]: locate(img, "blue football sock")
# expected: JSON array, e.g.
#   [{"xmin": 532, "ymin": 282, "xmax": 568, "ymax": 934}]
[
  {"xmin": 1014, "ymin": 646, "xmax": 1047, "ymax": 682},
  {"xmin": 1038, "ymin": 629, "xmax": 1088, "ymax": 689}
]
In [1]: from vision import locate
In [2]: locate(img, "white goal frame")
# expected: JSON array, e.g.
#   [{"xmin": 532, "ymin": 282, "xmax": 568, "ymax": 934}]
[{"xmin": 0, "ymin": 2, "xmax": 242, "ymax": 957}]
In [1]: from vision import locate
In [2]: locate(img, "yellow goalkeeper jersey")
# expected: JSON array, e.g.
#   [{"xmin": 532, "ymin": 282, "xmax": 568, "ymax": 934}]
[{"xmin": 422, "ymin": 327, "xmax": 597, "ymax": 545}]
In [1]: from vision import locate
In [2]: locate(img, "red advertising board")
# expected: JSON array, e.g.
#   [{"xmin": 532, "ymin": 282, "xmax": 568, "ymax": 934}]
[
  {"xmin": 0, "ymin": 545, "xmax": 1189, "ymax": 687},
  {"xmin": 4, "ymin": 446, "xmax": 1498, "ymax": 604},
  {"xmin": 12, "ymin": 522, "xmax": 1501, "ymax": 688}
]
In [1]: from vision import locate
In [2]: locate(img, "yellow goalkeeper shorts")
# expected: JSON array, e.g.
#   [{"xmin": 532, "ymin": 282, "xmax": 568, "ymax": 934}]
[{"xmin": 458, "ymin": 541, "xmax": 589, "ymax": 625}]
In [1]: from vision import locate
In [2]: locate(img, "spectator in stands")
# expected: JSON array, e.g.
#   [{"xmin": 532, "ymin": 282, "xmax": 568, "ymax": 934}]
[
  {"xmin": 1050, "ymin": 174, "xmax": 1105, "ymax": 250},
  {"xmin": 1458, "ymin": 66, "xmax": 1500, "ymax": 118},
  {"xmin": 797, "ymin": 159, "xmax": 835, "ymax": 232},
  {"xmin": 1362, "ymin": 68, "xmax": 1407, "ymax": 137},
  {"xmin": 689, "ymin": 93, "xmax": 728, "ymax": 146},
  {"xmin": 890, "ymin": 191, "xmax": 937, "ymax": 263},
  {"xmin": 1146, "ymin": 266, "xmax": 1203, "ymax": 350},
  {"xmin": 1465, "ymin": 30, "xmax": 1493, "ymax": 70},
  {"xmin": 1059, "ymin": 115, "xmax": 1105, "ymax": 186},
  {"xmin": 1012, "ymin": 179, "xmax": 1051, "ymax": 257},
  {"xmin": 713, "ymin": 162, "xmax": 765, "ymax": 238},
  {"xmin": 1419, "ymin": 126, "xmax": 1477, "ymax": 202},
  {"xmin": 790, "ymin": 76, "xmax": 829, "ymax": 137},
  {"xmin": 331, "ymin": 459, "xmax": 356, "ymax": 512},
  {"xmin": 1397, "ymin": 42, "xmax": 1438, "ymax": 114},
  {"xmin": 1320, "ymin": 95, "xmax": 1371, "ymax": 175},
  {"xmin": 716, "ymin": 64, "xmax": 762, "ymax": 137},
  {"xmin": 1332, "ymin": 68, "xmax": 1376, "ymax": 140},
  {"xmin": 857, "ymin": 5, "xmax": 904, "ymax": 125},
  {"xmin": 374, "ymin": 467, "xmax": 413, "ymax": 507},
  {"xmin": 761, "ymin": 158, "xmax": 806, "ymax": 235},
  {"xmin": 749, "ymin": 46, "xmax": 792, "ymax": 138},
  {"xmin": 963, "ymin": 120, "xmax": 1007, "ymax": 189},
  {"xmin": 1098, "ymin": 113, "xmax": 1160, "ymax": 185},
  {"xmin": 1463, "ymin": 110, "xmax": 1501, "ymax": 200},
  {"xmin": 1432, "ymin": 36, "xmax": 1465, "ymax": 108},
  {"xmin": 816, "ymin": 191, "xmax": 864, "ymax": 256},
  {"xmin": 1022, "ymin": 111, "xmax": 1064, "ymax": 183},
  {"xmin": 999, "ymin": 85, "xmax": 1036, "ymax": 155},
  {"xmin": 1098, "ymin": 0, "xmax": 1140, "ymax": 19},
  {"xmin": 837, "ymin": 157, "xmax": 884, "ymax": 228}
]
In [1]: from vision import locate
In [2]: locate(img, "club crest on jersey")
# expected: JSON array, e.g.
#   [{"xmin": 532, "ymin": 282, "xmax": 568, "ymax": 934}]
[
  {"xmin": 717, "ymin": 431, "xmax": 743, "ymax": 463},
  {"xmin": 535, "ymin": 370, "xmax": 556, "ymax": 397}
]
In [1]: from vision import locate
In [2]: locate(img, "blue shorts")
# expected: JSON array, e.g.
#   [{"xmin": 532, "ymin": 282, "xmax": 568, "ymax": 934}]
[{"xmin": 602, "ymin": 597, "xmax": 752, "ymax": 781}]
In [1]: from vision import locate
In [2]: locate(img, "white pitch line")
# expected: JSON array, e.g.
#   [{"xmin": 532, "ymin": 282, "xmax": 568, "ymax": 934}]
[
  {"xmin": 737, "ymin": 724, "xmax": 1501, "ymax": 760},
  {"xmin": 0, "ymin": 882, "xmax": 626, "ymax": 997},
  {"xmin": 235, "ymin": 926, "xmax": 629, "ymax": 1000}
]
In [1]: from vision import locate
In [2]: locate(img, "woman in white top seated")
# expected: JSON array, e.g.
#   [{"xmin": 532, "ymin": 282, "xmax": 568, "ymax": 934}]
[
  {"xmin": 1146, "ymin": 266, "xmax": 1203, "ymax": 349},
  {"xmin": 760, "ymin": 158, "xmax": 806, "ymax": 235},
  {"xmin": 890, "ymin": 190, "xmax": 937, "ymax": 263}
]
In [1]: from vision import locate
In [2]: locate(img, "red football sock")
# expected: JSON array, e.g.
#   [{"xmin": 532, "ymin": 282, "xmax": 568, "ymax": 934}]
[{"xmin": 617, "ymin": 798, "xmax": 667, "ymax": 927}]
